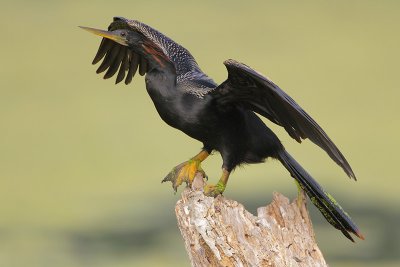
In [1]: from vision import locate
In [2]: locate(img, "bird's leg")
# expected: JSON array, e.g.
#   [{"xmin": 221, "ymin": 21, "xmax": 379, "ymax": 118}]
[
  {"xmin": 203, "ymin": 168, "xmax": 230, "ymax": 197},
  {"xmin": 162, "ymin": 150, "xmax": 209, "ymax": 192}
]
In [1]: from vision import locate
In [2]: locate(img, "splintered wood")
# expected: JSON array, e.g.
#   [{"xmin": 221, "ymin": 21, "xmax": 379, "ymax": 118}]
[{"xmin": 175, "ymin": 175, "xmax": 327, "ymax": 267}]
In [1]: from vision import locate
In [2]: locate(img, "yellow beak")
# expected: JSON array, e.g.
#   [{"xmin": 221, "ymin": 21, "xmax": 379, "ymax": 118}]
[{"xmin": 79, "ymin": 26, "xmax": 127, "ymax": 46}]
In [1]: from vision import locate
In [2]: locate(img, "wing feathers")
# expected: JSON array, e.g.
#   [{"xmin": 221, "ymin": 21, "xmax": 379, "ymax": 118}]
[
  {"xmin": 89, "ymin": 18, "xmax": 177, "ymax": 86},
  {"xmin": 92, "ymin": 38, "xmax": 113, "ymax": 65},
  {"xmin": 96, "ymin": 45, "xmax": 120, "ymax": 74},
  {"xmin": 139, "ymin": 55, "xmax": 147, "ymax": 76},
  {"xmin": 91, "ymin": 39, "xmax": 148, "ymax": 84},
  {"xmin": 125, "ymin": 51, "xmax": 139, "ymax": 85},
  {"xmin": 213, "ymin": 59, "xmax": 355, "ymax": 179},
  {"xmin": 104, "ymin": 46, "xmax": 126, "ymax": 79},
  {"xmin": 115, "ymin": 49, "xmax": 130, "ymax": 84}
]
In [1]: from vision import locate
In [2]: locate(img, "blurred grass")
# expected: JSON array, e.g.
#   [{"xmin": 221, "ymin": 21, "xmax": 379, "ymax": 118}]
[{"xmin": 0, "ymin": 0, "xmax": 399, "ymax": 266}]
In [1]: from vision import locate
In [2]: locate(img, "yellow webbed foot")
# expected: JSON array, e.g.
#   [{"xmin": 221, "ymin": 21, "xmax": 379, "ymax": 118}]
[{"xmin": 162, "ymin": 151, "xmax": 209, "ymax": 192}]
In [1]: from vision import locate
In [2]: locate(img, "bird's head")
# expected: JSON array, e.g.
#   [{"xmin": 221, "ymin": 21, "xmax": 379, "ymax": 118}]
[{"xmin": 80, "ymin": 17, "xmax": 146, "ymax": 46}]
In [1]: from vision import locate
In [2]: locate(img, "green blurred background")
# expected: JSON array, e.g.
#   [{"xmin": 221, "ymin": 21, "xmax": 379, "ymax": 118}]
[{"xmin": 1, "ymin": 0, "xmax": 399, "ymax": 266}]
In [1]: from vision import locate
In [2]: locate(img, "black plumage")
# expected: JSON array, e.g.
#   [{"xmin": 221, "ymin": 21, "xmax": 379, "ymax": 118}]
[{"xmin": 80, "ymin": 17, "xmax": 364, "ymax": 241}]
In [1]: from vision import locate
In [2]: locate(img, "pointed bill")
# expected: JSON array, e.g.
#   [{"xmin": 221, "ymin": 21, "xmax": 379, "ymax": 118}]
[{"xmin": 79, "ymin": 26, "xmax": 127, "ymax": 46}]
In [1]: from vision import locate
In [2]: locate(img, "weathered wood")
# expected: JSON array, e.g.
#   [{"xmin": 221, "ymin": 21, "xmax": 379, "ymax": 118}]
[{"xmin": 175, "ymin": 173, "xmax": 327, "ymax": 267}]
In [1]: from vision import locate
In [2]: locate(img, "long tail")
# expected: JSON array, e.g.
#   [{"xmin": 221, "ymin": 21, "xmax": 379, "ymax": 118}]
[{"xmin": 277, "ymin": 149, "xmax": 364, "ymax": 242}]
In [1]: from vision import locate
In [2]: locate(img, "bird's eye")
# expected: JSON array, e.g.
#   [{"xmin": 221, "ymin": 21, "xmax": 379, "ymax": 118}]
[{"xmin": 120, "ymin": 32, "xmax": 126, "ymax": 37}]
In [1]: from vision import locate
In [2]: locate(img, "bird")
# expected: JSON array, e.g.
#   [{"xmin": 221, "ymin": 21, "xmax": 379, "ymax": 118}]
[{"xmin": 80, "ymin": 17, "xmax": 364, "ymax": 242}]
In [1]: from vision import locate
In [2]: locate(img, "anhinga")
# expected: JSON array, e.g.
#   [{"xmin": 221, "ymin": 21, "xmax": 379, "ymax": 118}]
[{"xmin": 80, "ymin": 17, "xmax": 364, "ymax": 241}]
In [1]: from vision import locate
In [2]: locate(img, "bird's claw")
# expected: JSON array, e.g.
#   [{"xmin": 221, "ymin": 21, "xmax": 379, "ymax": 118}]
[
  {"xmin": 203, "ymin": 182, "xmax": 225, "ymax": 197},
  {"xmin": 162, "ymin": 159, "xmax": 207, "ymax": 192}
]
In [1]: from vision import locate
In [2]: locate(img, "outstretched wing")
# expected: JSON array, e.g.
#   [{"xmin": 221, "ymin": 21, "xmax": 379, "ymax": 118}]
[
  {"xmin": 91, "ymin": 17, "xmax": 175, "ymax": 85},
  {"xmin": 212, "ymin": 59, "xmax": 355, "ymax": 179}
]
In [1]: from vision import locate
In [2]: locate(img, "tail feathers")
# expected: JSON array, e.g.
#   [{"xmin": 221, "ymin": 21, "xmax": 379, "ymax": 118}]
[{"xmin": 278, "ymin": 150, "xmax": 364, "ymax": 242}]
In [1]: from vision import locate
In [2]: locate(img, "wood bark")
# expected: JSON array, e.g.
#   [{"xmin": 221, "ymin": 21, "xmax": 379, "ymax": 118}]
[{"xmin": 175, "ymin": 173, "xmax": 327, "ymax": 267}]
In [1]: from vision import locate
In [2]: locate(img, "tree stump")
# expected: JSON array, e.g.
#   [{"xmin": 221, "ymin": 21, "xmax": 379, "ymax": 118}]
[{"xmin": 175, "ymin": 173, "xmax": 327, "ymax": 267}]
